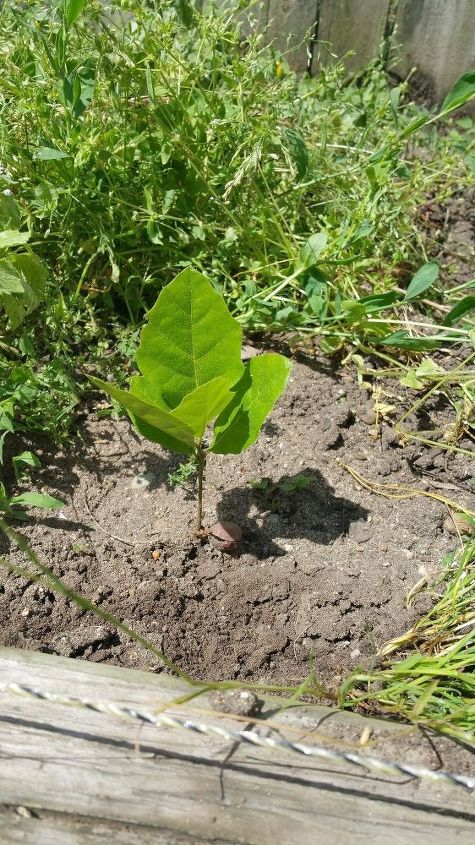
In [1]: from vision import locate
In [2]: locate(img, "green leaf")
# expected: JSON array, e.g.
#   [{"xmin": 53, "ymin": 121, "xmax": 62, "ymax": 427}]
[
  {"xmin": 359, "ymin": 291, "xmax": 399, "ymax": 313},
  {"xmin": 175, "ymin": 0, "xmax": 194, "ymax": 27},
  {"xmin": 442, "ymin": 296, "xmax": 475, "ymax": 327},
  {"xmin": 34, "ymin": 146, "xmax": 69, "ymax": 161},
  {"xmin": 0, "ymin": 256, "xmax": 47, "ymax": 328},
  {"xmin": 283, "ymin": 129, "xmax": 309, "ymax": 179},
  {"xmin": 0, "ymin": 260, "xmax": 24, "ymax": 294},
  {"xmin": 340, "ymin": 300, "xmax": 366, "ymax": 324},
  {"xmin": 136, "ymin": 267, "xmax": 243, "ymax": 410},
  {"xmin": 63, "ymin": 0, "xmax": 87, "ymax": 29},
  {"xmin": 171, "ymin": 376, "xmax": 237, "ymax": 440},
  {"xmin": 13, "ymin": 253, "xmax": 48, "ymax": 298},
  {"xmin": 404, "ymin": 262, "xmax": 439, "ymax": 302},
  {"xmin": 299, "ymin": 232, "xmax": 328, "ymax": 268},
  {"xmin": 10, "ymin": 492, "xmax": 64, "ymax": 509},
  {"xmin": 0, "ymin": 230, "xmax": 30, "ymax": 250},
  {"xmin": 0, "ymin": 194, "xmax": 20, "ymax": 229},
  {"xmin": 400, "ymin": 114, "xmax": 429, "ymax": 139},
  {"xmin": 0, "ymin": 252, "xmax": 48, "ymax": 329},
  {"xmin": 211, "ymin": 354, "xmax": 292, "ymax": 455},
  {"xmin": 380, "ymin": 331, "xmax": 441, "ymax": 351},
  {"xmin": 12, "ymin": 451, "xmax": 41, "ymax": 476},
  {"xmin": 89, "ymin": 376, "xmax": 196, "ymax": 455},
  {"xmin": 441, "ymin": 71, "xmax": 475, "ymax": 116},
  {"xmin": 400, "ymin": 369, "xmax": 424, "ymax": 390},
  {"xmin": 415, "ymin": 358, "xmax": 445, "ymax": 379}
]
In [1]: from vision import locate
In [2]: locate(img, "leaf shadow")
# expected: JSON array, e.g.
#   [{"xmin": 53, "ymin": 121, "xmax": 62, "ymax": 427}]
[{"xmin": 216, "ymin": 468, "xmax": 369, "ymax": 559}]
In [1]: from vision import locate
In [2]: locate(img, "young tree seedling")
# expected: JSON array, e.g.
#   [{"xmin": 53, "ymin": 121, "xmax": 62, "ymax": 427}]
[{"xmin": 91, "ymin": 268, "xmax": 291, "ymax": 537}]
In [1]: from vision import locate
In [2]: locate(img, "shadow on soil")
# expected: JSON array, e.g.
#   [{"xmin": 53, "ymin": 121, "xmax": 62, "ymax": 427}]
[{"xmin": 216, "ymin": 468, "xmax": 369, "ymax": 558}]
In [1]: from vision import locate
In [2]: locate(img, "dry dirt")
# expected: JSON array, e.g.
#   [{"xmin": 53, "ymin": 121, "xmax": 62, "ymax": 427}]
[{"xmin": 1, "ymin": 350, "xmax": 473, "ymax": 694}]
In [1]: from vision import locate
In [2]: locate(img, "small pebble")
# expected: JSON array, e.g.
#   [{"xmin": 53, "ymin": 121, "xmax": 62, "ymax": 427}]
[
  {"xmin": 209, "ymin": 689, "xmax": 259, "ymax": 717},
  {"xmin": 356, "ymin": 409, "xmax": 376, "ymax": 425}
]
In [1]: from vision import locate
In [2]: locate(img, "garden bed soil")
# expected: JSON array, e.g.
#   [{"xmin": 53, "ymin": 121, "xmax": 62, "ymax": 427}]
[{"xmin": 1, "ymin": 352, "xmax": 473, "ymax": 696}]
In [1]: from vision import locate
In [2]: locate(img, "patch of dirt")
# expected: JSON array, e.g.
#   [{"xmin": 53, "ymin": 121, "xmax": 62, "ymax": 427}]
[
  {"xmin": 419, "ymin": 183, "xmax": 475, "ymax": 285},
  {"xmin": 1, "ymin": 354, "xmax": 473, "ymax": 693}
]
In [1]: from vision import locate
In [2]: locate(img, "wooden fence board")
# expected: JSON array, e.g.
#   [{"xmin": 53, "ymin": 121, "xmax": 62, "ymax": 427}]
[
  {"xmin": 1, "ymin": 648, "xmax": 475, "ymax": 843},
  {"xmin": 0, "ymin": 806, "xmax": 220, "ymax": 845},
  {"xmin": 313, "ymin": 0, "xmax": 391, "ymax": 73},
  {"xmin": 266, "ymin": 1, "xmax": 317, "ymax": 71},
  {"xmin": 395, "ymin": 0, "xmax": 475, "ymax": 103},
  {"xmin": 204, "ymin": 1, "xmax": 269, "ymax": 38}
]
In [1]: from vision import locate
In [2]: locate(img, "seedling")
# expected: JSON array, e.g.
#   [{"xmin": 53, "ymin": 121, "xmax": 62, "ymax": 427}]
[
  {"xmin": 91, "ymin": 268, "xmax": 291, "ymax": 534},
  {"xmin": 250, "ymin": 473, "xmax": 312, "ymax": 513},
  {"xmin": 0, "ymin": 481, "xmax": 63, "ymax": 519}
]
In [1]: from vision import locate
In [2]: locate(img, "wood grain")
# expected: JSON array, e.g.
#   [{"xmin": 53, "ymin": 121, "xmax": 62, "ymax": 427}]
[
  {"xmin": 266, "ymin": 1, "xmax": 317, "ymax": 72},
  {"xmin": 206, "ymin": 1, "xmax": 270, "ymax": 38},
  {"xmin": 313, "ymin": 0, "xmax": 390, "ymax": 73},
  {"xmin": 395, "ymin": 0, "xmax": 475, "ymax": 105},
  {"xmin": 0, "ymin": 806, "xmax": 226, "ymax": 845},
  {"xmin": 0, "ymin": 648, "xmax": 474, "ymax": 844}
]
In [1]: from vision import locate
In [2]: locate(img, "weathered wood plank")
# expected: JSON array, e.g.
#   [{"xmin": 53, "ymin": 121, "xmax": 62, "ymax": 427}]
[
  {"xmin": 205, "ymin": 1, "xmax": 269, "ymax": 39},
  {"xmin": 313, "ymin": 0, "xmax": 390, "ymax": 73},
  {"xmin": 0, "ymin": 648, "xmax": 474, "ymax": 844},
  {"xmin": 0, "ymin": 806, "xmax": 225, "ymax": 845},
  {"xmin": 266, "ymin": 1, "xmax": 317, "ymax": 72},
  {"xmin": 395, "ymin": 0, "xmax": 475, "ymax": 105}
]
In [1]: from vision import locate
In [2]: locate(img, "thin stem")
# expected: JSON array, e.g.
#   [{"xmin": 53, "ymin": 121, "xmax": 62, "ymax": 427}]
[{"xmin": 195, "ymin": 446, "xmax": 206, "ymax": 534}]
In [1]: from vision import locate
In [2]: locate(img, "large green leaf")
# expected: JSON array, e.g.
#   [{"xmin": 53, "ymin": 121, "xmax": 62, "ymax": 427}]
[
  {"xmin": 10, "ymin": 492, "xmax": 64, "ymax": 510},
  {"xmin": 442, "ymin": 296, "xmax": 475, "ymax": 327},
  {"xmin": 89, "ymin": 377, "xmax": 195, "ymax": 455},
  {"xmin": 13, "ymin": 253, "xmax": 48, "ymax": 303},
  {"xmin": 300, "ymin": 232, "xmax": 328, "ymax": 268},
  {"xmin": 171, "ymin": 376, "xmax": 238, "ymax": 439},
  {"xmin": 211, "ymin": 354, "xmax": 292, "ymax": 455},
  {"xmin": 0, "ymin": 252, "xmax": 48, "ymax": 329},
  {"xmin": 0, "ymin": 260, "xmax": 24, "ymax": 294},
  {"xmin": 0, "ymin": 230, "xmax": 30, "ymax": 250},
  {"xmin": 441, "ymin": 71, "xmax": 475, "ymax": 116},
  {"xmin": 130, "ymin": 372, "xmax": 236, "ymax": 440},
  {"xmin": 0, "ymin": 195, "xmax": 20, "ymax": 229},
  {"xmin": 136, "ymin": 267, "xmax": 243, "ymax": 410},
  {"xmin": 404, "ymin": 262, "xmax": 439, "ymax": 302},
  {"xmin": 63, "ymin": 0, "xmax": 87, "ymax": 29}
]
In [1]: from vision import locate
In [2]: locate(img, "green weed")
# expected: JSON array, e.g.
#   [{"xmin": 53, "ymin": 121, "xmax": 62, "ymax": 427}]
[{"xmin": 340, "ymin": 539, "xmax": 475, "ymax": 746}]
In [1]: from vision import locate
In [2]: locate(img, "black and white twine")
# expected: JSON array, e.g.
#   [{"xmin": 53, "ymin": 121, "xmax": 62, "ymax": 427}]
[{"xmin": 6, "ymin": 683, "xmax": 475, "ymax": 791}]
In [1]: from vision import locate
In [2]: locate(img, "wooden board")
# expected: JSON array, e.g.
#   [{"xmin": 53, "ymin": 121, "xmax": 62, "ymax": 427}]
[
  {"xmin": 0, "ymin": 647, "xmax": 475, "ymax": 844},
  {"xmin": 266, "ymin": 1, "xmax": 317, "ymax": 72},
  {"xmin": 203, "ymin": 1, "xmax": 270, "ymax": 39},
  {"xmin": 313, "ymin": 0, "xmax": 391, "ymax": 73},
  {"xmin": 394, "ymin": 0, "xmax": 475, "ymax": 105}
]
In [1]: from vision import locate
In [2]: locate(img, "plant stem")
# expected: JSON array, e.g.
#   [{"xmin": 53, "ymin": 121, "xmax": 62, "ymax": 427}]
[{"xmin": 195, "ymin": 446, "xmax": 206, "ymax": 534}]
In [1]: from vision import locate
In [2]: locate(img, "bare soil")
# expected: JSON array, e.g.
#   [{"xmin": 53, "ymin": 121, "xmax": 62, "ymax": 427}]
[{"xmin": 1, "ymin": 350, "xmax": 473, "ymax": 695}]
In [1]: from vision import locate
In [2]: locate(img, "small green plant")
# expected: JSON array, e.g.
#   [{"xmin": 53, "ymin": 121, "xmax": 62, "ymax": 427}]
[
  {"xmin": 0, "ymin": 194, "xmax": 48, "ymax": 330},
  {"xmin": 251, "ymin": 473, "xmax": 312, "ymax": 494},
  {"xmin": 167, "ymin": 456, "xmax": 198, "ymax": 488},
  {"xmin": 250, "ymin": 473, "xmax": 312, "ymax": 512},
  {"xmin": 91, "ymin": 268, "xmax": 291, "ymax": 532},
  {"xmin": 0, "ymin": 482, "xmax": 63, "ymax": 519}
]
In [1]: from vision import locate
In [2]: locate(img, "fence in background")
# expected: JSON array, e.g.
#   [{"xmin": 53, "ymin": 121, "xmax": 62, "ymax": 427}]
[{"xmin": 216, "ymin": 0, "xmax": 475, "ymax": 106}]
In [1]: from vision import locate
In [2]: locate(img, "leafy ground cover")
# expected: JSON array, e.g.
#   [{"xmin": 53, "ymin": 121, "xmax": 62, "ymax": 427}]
[{"xmin": 0, "ymin": 0, "xmax": 474, "ymax": 753}]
